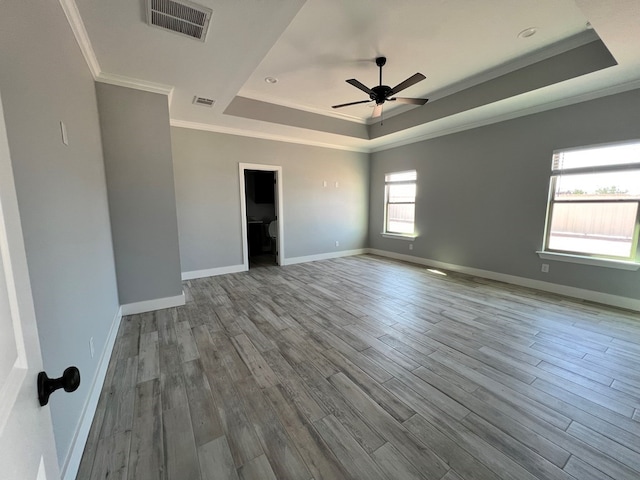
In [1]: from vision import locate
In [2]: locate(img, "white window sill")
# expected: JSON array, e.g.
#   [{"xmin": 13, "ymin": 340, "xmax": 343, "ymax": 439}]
[
  {"xmin": 536, "ymin": 251, "xmax": 640, "ymax": 271},
  {"xmin": 381, "ymin": 233, "xmax": 417, "ymax": 241}
]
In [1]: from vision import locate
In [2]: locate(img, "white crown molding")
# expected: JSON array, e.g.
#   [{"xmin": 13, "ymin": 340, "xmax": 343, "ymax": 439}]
[
  {"xmin": 60, "ymin": 0, "xmax": 174, "ymax": 103},
  {"xmin": 58, "ymin": 0, "xmax": 640, "ymax": 155},
  {"xmin": 59, "ymin": 0, "xmax": 101, "ymax": 78},
  {"xmin": 370, "ymin": 76, "xmax": 640, "ymax": 153},
  {"xmin": 95, "ymin": 72, "xmax": 174, "ymax": 98},
  {"xmin": 174, "ymin": 68, "xmax": 640, "ymax": 154},
  {"xmin": 169, "ymin": 119, "xmax": 369, "ymax": 153}
]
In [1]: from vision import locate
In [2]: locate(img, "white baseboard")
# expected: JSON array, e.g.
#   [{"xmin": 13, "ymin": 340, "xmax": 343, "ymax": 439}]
[
  {"xmin": 182, "ymin": 264, "xmax": 246, "ymax": 280},
  {"xmin": 61, "ymin": 306, "xmax": 123, "ymax": 480},
  {"xmin": 283, "ymin": 248, "xmax": 367, "ymax": 266},
  {"xmin": 121, "ymin": 292, "xmax": 186, "ymax": 315},
  {"xmin": 367, "ymin": 248, "xmax": 640, "ymax": 312},
  {"xmin": 181, "ymin": 250, "xmax": 368, "ymax": 278},
  {"xmin": 60, "ymin": 290, "xmax": 188, "ymax": 478}
]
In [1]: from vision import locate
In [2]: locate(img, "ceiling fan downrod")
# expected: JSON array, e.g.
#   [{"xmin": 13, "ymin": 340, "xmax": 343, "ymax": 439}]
[{"xmin": 377, "ymin": 56, "xmax": 386, "ymax": 86}]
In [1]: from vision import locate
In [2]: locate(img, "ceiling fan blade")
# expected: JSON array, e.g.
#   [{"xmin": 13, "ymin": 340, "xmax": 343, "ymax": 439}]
[
  {"xmin": 346, "ymin": 78, "xmax": 374, "ymax": 95},
  {"xmin": 372, "ymin": 104, "xmax": 383, "ymax": 118},
  {"xmin": 389, "ymin": 97, "xmax": 429, "ymax": 105},
  {"xmin": 331, "ymin": 99, "xmax": 372, "ymax": 109},
  {"xmin": 389, "ymin": 73, "xmax": 426, "ymax": 96}
]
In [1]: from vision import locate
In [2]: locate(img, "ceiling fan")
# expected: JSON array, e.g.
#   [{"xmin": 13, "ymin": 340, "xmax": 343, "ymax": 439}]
[{"xmin": 332, "ymin": 56, "xmax": 428, "ymax": 118}]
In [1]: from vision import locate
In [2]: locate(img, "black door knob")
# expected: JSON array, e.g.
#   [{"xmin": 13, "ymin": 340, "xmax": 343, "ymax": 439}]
[{"xmin": 38, "ymin": 366, "xmax": 80, "ymax": 406}]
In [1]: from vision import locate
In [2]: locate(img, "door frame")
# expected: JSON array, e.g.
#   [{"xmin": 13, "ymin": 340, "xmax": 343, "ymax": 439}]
[{"xmin": 239, "ymin": 163, "xmax": 284, "ymax": 269}]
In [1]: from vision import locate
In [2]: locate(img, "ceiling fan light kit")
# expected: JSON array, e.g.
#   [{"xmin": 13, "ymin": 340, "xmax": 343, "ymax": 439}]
[{"xmin": 332, "ymin": 56, "xmax": 429, "ymax": 119}]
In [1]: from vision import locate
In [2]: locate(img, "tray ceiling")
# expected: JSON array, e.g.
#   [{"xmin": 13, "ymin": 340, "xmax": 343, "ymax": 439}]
[{"xmin": 72, "ymin": 0, "xmax": 640, "ymax": 151}]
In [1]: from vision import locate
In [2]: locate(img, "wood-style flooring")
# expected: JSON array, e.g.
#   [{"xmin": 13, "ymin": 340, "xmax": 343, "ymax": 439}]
[{"xmin": 77, "ymin": 254, "xmax": 640, "ymax": 479}]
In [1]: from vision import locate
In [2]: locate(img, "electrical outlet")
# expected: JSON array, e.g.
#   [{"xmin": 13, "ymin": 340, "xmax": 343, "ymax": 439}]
[
  {"xmin": 335, "ymin": 241, "xmax": 339, "ymax": 247},
  {"xmin": 409, "ymin": 244, "xmax": 413, "ymax": 250},
  {"xmin": 335, "ymin": 181, "xmax": 339, "ymax": 188},
  {"xmin": 323, "ymin": 180, "xmax": 327, "ymax": 187},
  {"xmin": 541, "ymin": 263, "xmax": 549, "ymax": 273},
  {"xmin": 89, "ymin": 337, "xmax": 95, "ymax": 358}
]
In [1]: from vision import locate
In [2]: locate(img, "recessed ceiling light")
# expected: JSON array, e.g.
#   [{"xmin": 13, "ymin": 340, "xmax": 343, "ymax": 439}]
[
  {"xmin": 517, "ymin": 27, "xmax": 537, "ymax": 39},
  {"xmin": 264, "ymin": 77, "xmax": 278, "ymax": 84}
]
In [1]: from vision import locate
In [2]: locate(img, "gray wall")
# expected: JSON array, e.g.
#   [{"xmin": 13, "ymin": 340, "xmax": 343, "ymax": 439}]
[
  {"xmin": 96, "ymin": 84, "xmax": 183, "ymax": 304},
  {"xmin": 171, "ymin": 127, "xmax": 369, "ymax": 272},
  {"xmin": 370, "ymin": 88, "xmax": 640, "ymax": 300},
  {"xmin": 0, "ymin": 0, "xmax": 119, "ymax": 465}
]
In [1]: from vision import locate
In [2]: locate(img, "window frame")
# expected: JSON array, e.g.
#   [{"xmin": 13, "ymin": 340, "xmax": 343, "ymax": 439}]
[
  {"xmin": 541, "ymin": 141, "xmax": 640, "ymax": 265},
  {"xmin": 383, "ymin": 170, "xmax": 417, "ymax": 238}
]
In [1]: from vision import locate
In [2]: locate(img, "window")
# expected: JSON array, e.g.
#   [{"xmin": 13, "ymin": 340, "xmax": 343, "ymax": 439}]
[
  {"xmin": 543, "ymin": 141, "xmax": 640, "ymax": 261},
  {"xmin": 384, "ymin": 170, "xmax": 417, "ymax": 235}
]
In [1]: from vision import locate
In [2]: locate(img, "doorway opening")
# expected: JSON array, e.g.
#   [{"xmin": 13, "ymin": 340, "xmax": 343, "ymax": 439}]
[{"xmin": 239, "ymin": 163, "xmax": 284, "ymax": 269}]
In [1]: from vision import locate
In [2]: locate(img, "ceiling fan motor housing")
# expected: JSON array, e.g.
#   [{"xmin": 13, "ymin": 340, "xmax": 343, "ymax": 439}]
[{"xmin": 371, "ymin": 85, "xmax": 392, "ymax": 104}]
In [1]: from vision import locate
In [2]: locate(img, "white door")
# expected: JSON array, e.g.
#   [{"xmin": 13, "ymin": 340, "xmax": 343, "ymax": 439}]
[{"xmin": 0, "ymin": 91, "xmax": 60, "ymax": 478}]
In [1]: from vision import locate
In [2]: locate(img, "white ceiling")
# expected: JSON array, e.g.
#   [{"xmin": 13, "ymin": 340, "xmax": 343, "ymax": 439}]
[
  {"xmin": 73, "ymin": 0, "xmax": 640, "ymax": 152},
  {"xmin": 240, "ymin": 0, "xmax": 590, "ymax": 121}
]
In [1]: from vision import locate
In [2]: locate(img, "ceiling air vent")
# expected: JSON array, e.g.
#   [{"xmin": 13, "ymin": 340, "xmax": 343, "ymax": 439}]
[
  {"xmin": 193, "ymin": 96, "xmax": 215, "ymax": 107},
  {"xmin": 146, "ymin": 0, "xmax": 212, "ymax": 42}
]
